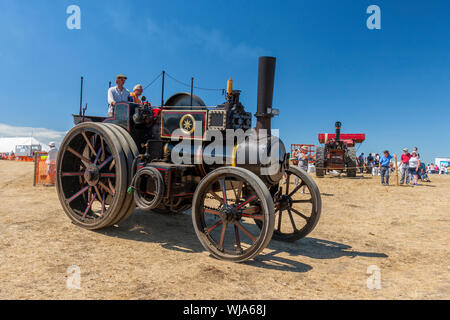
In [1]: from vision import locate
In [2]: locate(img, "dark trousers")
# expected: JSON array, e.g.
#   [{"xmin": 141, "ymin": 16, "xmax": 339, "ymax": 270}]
[{"xmin": 380, "ymin": 166, "xmax": 390, "ymax": 184}]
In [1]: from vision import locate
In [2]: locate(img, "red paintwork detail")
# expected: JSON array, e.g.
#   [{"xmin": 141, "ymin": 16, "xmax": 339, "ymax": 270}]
[
  {"xmin": 67, "ymin": 185, "xmax": 89, "ymax": 203},
  {"xmin": 235, "ymin": 195, "xmax": 257, "ymax": 210},
  {"xmin": 318, "ymin": 133, "xmax": 365, "ymax": 144},
  {"xmin": 155, "ymin": 168, "xmax": 168, "ymax": 182},
  {"xmin": 207, "ymin": 220, "xmax": 223, "ymax": 233}
]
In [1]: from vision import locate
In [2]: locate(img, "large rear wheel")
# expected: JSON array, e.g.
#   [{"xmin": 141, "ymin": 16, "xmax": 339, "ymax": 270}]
[{"xmin": 56, "ymin": 123, "xmax": 133, "ymax": 229}]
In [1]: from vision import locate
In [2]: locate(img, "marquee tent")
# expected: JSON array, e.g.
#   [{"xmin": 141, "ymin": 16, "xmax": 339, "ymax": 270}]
[{"xmin": 0, "ymin": 137, "xmax": 49, "ymax": 153}]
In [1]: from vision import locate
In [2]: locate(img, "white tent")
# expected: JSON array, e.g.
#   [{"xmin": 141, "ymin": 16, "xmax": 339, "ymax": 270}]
[{"xmin": 0, "ymin": 137, "xmax": 49, "ymax": 153}]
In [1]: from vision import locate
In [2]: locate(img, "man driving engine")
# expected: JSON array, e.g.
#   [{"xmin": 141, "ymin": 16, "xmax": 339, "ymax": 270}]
[{"xmin": 107, "ymin": 74, "xmax": 130, "ymax": 116}]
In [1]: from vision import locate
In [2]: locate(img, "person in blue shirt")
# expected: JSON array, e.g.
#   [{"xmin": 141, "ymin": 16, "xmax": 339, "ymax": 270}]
[
  {"xmin": 358, "ymin": 153, "xmax": 365, "ymax": 173},
  {"xmin": 378, "ymin": 150, "xmax": 393, "ymax": 186}
]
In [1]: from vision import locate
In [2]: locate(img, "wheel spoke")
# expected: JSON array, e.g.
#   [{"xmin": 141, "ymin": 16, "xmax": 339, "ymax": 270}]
[
  {"xmin": 291, "ymin": 207, "xmax": 309, "ymax": 220},
  {"xmin": 100, "ymin": 136, "xmax": 106, "ymax": 162},
  {"xmin": 82, "ymin": 194, "xmax": 96, "ymax": 218},
  {"xmin": 292, "ymin": 198, "xmax": 312, "ymax": 203},
  {"xmin": 235, "ymin": 181, "xmax": 243, "ymax": 204},
  {"xmin": 207, "ymin": 220, "xmax": 223, "ymax": 233},
  {"xmin": 204, "ymin": 208, "xmax": 220, "ymax": 216},
  {"xmin": 93, "ymin": 185, "xmax": 103, "ymax": 203},
  {"xmin": 234, "ymin": 222, "xmax": 256, "ymax": 242},
  {"xmin": 235, "ymin": 195, "xmax": 256, "ymax": 210},
  {"xmin": 67, "ymin": 146, "xmax": 90, "ymax": 165},
  {"xmin": 98, "ymin": 181, "xmax": 114, "ymax": 195},
  {"xmin": 109, "ymin": 159, "xmax": 115, "ymax": 171},
  {"xmin": 108, "ymin": 179, "xmax": 115, "ymax": 195},
  {"xmin": 218, "ymin": 222, "xmax": 227, "ymax": 249},
  {"xmin": 241, "ymin": 206, "xmax": 260, "ymax": 214},
  {"xmin": 234, "ymin": 224, "xmax": 242, "ymax": 252},
  {"xmin": 208, "ymin": 191, "xmax": 224, "ymax": 204},
  {"xmin": 241, "ymin": 213, "xmax": 264, "ymax": 220},
  {"xmin": 219, "ymin": 178, "xmax": 227, "ymax": 205},
  {"xmin": 286, "ymin": 174, "xmax": 290, "ymax": 194},
  {"xmin": 81, "ymin": 131, "xmax": 96, "ymax": 157},
  {"xmin": 288, "ymin": 181, "xmax": 305, "ymax": 197},
  {"xmin": 101, "ymin": 192, "xmax": 105, "ymax": 216},
  {"xmin": 277, "ymin": 209, "xmax": 283, "ymax": 231},
  {"xmin": 98, "ymin": 155, "xmax": 113, "ymax": 170},
  {"xmin": 287, "ymin": 209, "xmax": 298, "ymax": 231},
  {"xmin": 61, "ymin": 172, "xmax": 84, "ymax": 177},
  {"xmin": 94, "ymin": 147, "xmax": 102, "ymax": 164},
  {"xmin": 67, "ymin": 185, "xmax": 89, "ymax": 203},
  {"xmin": 100, "ymin": 173, "xmax": 116, "ymax": 178}
]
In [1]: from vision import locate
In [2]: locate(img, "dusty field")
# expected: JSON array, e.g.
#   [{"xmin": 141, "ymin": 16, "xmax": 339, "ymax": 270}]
[{"xmin": 0, "ymin": 160, "xmax": 448, "ymax": 299}]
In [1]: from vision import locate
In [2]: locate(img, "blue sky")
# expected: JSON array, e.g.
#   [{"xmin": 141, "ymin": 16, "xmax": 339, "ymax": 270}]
[{"xmin": 0, "ymin": 0, "xmax": 449, "ymax": 163}]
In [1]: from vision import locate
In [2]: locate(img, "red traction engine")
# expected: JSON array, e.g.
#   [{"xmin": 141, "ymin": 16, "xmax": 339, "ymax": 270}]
[{"xmin": 315, "ymin": 122, "xmax": 365, "ymax": 177}]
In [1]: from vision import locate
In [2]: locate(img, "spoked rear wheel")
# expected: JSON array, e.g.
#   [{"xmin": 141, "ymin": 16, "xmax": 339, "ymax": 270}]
[
  {"xmin": 262, "ymin": 166, "xmax": 322, "ymax": 242},
  {"xmin": 192, "ymin": 167, "xmax": 275, "ymax": 262},
  {"xmin": 56, "ymin": 123, "xmax": 135, "ymax": 230}
]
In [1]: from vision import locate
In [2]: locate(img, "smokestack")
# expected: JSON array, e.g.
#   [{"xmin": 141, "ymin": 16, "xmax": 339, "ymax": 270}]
[
  {"xmin": 335, "ymin": 121, "xmax": 342, "ymax": 141},
  {"xmin": 255, "ymin": 56, "xmax": 276, "ymax": 133}
]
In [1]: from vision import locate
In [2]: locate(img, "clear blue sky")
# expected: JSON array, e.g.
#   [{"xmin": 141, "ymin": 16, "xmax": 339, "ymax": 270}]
[{"xmin": 0, "ymin": 0, "xmax": 449, "ymax": 164}]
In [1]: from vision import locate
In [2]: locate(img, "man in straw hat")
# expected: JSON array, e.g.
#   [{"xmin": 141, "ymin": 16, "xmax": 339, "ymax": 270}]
[
  {"xmin": 399, "ymin": 147, "xmax": 411, "ymax": 185},
  {"xmin": 107, "ymin": 74, "xmax": 130, "ymax": 116}
]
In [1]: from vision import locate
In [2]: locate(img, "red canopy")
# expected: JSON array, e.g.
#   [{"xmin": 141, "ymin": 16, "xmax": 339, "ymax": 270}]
[{"xmin": 318, "ymin": 133, "xmax": 365, "ymax": 144}]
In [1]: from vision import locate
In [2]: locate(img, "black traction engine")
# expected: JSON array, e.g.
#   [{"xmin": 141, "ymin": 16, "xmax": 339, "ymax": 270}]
[{"xmin": 56, "ymin": 57, "xmax": 322, "ymax": 262}]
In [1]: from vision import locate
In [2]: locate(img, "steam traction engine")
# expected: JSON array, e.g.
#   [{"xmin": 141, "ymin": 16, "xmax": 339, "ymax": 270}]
[
  {"xmin": 315, "ymin": 122, "xmax": 365, "ymax": 177},
  {"xmin": 56, "ymin": 57, "xmax": 322, "ymax": 262}
]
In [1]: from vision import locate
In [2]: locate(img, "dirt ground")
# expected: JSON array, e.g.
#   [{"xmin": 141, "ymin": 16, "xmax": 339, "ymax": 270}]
[{"xmin": 0, "ymin": 160, "xmax": 448, "ymax": 299}]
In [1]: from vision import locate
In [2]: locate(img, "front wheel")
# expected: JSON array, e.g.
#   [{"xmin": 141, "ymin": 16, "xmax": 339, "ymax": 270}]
[
  {"xmin": 192, "ymin": 167, "xmax": 275, "ymax": 262},
  {"xmin": 267, "ymin": 167, "xmax": 322, "ymax": 241}
]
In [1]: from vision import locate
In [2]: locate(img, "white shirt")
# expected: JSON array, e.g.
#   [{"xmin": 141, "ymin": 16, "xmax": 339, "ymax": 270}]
[
  {"xmin": 107, "ymin": 86, "xmax": 130, "ymax": 115},
  {"xmin": 46, "ymin": 147, "xmax": 58, "ymax": 164}
]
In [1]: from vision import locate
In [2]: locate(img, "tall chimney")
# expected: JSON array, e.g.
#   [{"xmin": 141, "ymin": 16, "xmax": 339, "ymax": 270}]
[
  {"xmin": 255, "ymin": 56, "xmax": 276, "ymax": 133},
  {"xmin": 335, "ymin": 121, "xmax": 342, "ymax": 141}
]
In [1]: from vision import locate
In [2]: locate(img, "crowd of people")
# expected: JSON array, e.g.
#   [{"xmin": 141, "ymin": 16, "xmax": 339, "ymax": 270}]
[
  {"xmin": 357, "ymin": 147, "xmax": 446, "ymax": 186},
  {"xmin": 291, "ymin": 145, "xmax": 446, "ymax": 188}
]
